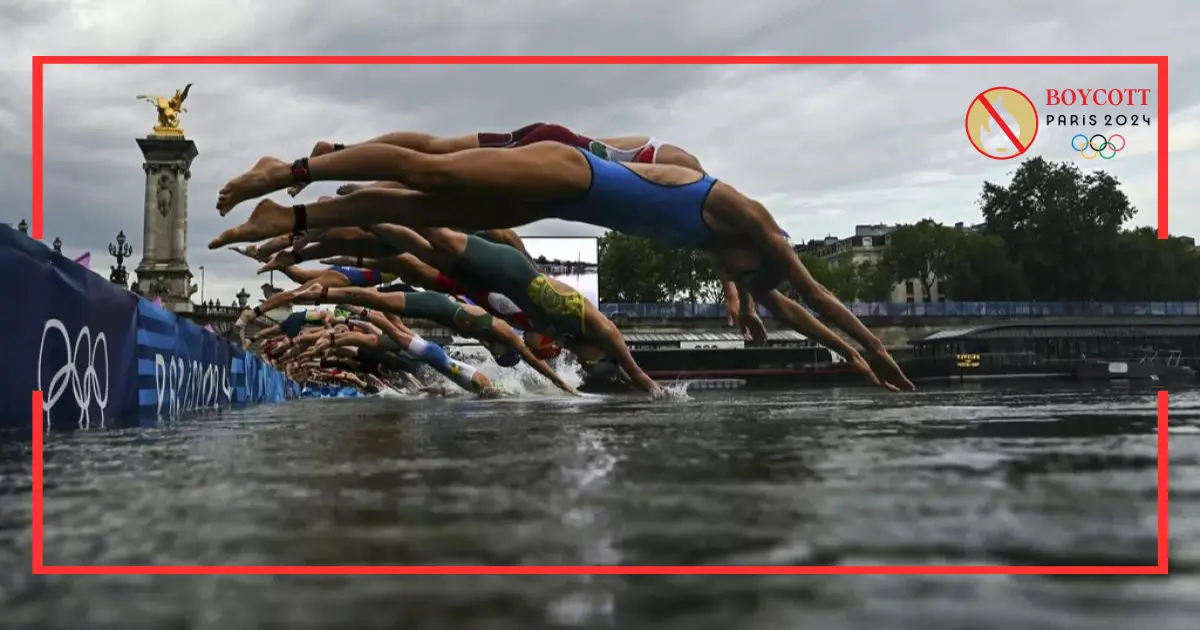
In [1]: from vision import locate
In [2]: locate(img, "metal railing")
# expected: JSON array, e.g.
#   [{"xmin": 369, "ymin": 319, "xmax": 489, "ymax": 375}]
[{"xmin": 598, "ymin": 301, "xmax": 1200, "ymax": 320}]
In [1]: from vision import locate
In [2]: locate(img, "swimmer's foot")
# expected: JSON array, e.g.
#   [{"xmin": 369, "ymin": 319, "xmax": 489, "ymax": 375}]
[
  {"xmin": 257, "ymin": 250, "xmax": 297, "ymax": 274},
  {"xmin": 287, "ymin": 142, "xmax": 342, "ymax": 197},
  {"xmin": 209, "ymin": 199, "xmax": 298, "ymax": 249},
  {"xmin": 293, "ymin": 283, "xmax": 326, "ymax": 304},
  {"xmin": 229, "ymin": 245, "xmax": 263, "ymax": 261},
  {"xmin": 217, "ymin": 157, "xmax": 292, "ymax": 216}
]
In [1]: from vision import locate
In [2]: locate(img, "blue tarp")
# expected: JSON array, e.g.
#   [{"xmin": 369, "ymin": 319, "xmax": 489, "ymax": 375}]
[{"xmin": 0, "ymin": 223, "xmax": 298, "ymax": 434}]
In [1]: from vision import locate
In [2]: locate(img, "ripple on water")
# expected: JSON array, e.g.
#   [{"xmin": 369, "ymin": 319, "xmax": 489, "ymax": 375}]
[{"xmin": 1, "ymin": 382, "xmax": 1198, "ymax": 628}]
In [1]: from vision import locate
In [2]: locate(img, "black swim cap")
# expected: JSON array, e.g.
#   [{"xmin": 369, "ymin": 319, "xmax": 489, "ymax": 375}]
[
  {"xmin": 495, "ymin": 347, "xmax": 521, "ymax": 368},
  {"xmin": 376, "ymin": 282, "xmax": 416, "ymax": 294}
]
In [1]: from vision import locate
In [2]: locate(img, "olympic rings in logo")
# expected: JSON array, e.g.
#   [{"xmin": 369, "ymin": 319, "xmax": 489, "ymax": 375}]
[
  {"xmin": 38, "ymin": 319, "xmax": 110, "ymax": 430},
  {"xmin": 1071, "ymin": 133, "xmax": 1126, "ymax": 160}
]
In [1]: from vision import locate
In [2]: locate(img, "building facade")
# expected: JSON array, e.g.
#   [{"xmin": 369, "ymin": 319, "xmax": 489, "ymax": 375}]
[{"xmin": 796, "ymin": 222, "xmax": 983, "ymax": 303}]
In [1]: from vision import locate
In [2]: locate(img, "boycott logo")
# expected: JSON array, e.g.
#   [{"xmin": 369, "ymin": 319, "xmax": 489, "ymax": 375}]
[{"xmin": 965, "ymin": 87, "xmax": 1040, "ymax": 160}]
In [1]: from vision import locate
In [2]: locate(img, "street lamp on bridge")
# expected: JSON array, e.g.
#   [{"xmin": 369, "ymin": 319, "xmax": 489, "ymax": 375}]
[{"xmin": 108, "ymin": 230, "xmax": 133, "ymax": 288}]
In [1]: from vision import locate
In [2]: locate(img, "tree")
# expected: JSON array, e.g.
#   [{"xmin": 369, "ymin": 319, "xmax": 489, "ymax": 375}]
[
  {"xmin": 852, "ymin": 260, "xmax": 896, "ymax": 301},
  {"xmin": 659, "ymin": 248, "xmax": 723, "ymax": 304},
  {"xmin": 979, "ymin": 157, "xmax": 1136, "ymax": 301},
  {"xmin": 597, "ymin": 232, "xmax": 723, "ymax": 303},
  {"xmin": 942, "ymin": 232, "xmax": 1029, "ymax": 301},
  {"xmin": 878, "ymin": 219, "xmax": 958, "ymax": 298},
  {"xmin": 597, "ymin": 232, "xmax": 672, "ymax": 302},
  {"xmin": 1109, "ymin": 228, "xmax": 1200, "ymax": 301}
]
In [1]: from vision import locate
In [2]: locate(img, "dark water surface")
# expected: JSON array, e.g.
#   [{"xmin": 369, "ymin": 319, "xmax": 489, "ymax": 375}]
[{"xmin": 1, "ymin": 383, "xmax": 1198, "ymax": 629}]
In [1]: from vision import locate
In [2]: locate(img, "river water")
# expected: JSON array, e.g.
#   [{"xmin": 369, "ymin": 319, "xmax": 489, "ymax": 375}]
[{"xmin": 1, "ymin": 381, "xmax": 1197, "ymax": 629}]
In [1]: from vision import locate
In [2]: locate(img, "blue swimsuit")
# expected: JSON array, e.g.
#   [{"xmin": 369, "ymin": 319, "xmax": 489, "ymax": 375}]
[
  {"xmin": 541, "ymin": 148, "xmax": 718, "ymax": 249},
  {"xmin": 329, "ymin": 266, "xmax": 398, "ymax": 287}
]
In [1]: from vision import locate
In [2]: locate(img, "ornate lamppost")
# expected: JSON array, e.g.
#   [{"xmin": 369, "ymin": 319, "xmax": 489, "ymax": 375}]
[
  {"xmin": 236, "ymin": 287, "xmax": 250, "ymax": 308},
  {"xmin": 52, "ymin": 237, "xmax": 62, "ymax": 253},
  {"xmin": 109, "ymin": 230, "xmax": 133, "ymax": 287},
  {"xmin": 17, "ymin": 219, "xmax": 28, "ymax": 235}
]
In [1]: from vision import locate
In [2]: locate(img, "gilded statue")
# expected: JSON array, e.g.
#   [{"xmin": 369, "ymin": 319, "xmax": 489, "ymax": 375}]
[{"xmin": 136, "ymin": 83, "xmax": 193, "ymax": 135}]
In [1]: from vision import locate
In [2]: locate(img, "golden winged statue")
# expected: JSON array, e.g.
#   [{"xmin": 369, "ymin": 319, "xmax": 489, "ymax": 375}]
[{"xmin": 136, "ymin": 83, "xmax": 193, "ymax": 135}]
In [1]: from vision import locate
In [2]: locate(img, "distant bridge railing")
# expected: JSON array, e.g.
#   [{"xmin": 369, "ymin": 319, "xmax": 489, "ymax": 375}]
[{"xmin": 598, "ymin": 301, "xmax": 1200, "ymax": 320}]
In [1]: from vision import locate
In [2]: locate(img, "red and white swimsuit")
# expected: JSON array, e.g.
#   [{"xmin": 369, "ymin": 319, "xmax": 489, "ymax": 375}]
[{"xmin": 479, "ymin": 122, "xmax": 667, "ymax": 164}]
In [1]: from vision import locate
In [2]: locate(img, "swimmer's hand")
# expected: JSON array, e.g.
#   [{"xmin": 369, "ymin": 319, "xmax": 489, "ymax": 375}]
[
  {"xmin": 846, "ymin": 350, "xmax": 898, "ymax": 393},
  {"xmin": 738, "ymin": 311, "xmax": 769, "ymax": 346},
  {"xmin": 337, "ymin": 183, "xmax": 364, "ymax": 196},
  {"xmin": 478, "ymin": 386, "xmax": 504, "ymax": 399},
  {"xmin": 864, "ymin": 346, "xmax": 916, "ymax": 392}
]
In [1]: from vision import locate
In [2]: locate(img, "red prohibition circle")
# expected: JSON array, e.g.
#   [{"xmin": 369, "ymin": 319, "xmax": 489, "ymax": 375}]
[{"xmin": 965, "ymin": 86, "xmax": 1040, "ymax": 161}]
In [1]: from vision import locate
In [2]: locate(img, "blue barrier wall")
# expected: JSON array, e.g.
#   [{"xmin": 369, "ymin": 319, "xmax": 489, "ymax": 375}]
[
  {"xmin": 599, "ymin": 300, "xmax": 1200, "ymax": 319},
  {"xmin": 0, "ymin": 224, "xmax": 298, "ymax": 433}
]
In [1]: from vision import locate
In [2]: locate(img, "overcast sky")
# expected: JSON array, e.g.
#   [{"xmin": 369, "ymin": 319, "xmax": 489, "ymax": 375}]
[
  {"xmin": 524, "ymin": 238, "xmax": 599, "ymax": 265},
  {"xmin": 2, "ymin": 0, "xmax": 1197, "ymax": 305}
]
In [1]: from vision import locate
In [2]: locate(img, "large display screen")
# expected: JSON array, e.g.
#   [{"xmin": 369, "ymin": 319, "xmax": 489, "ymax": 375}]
[{"xmin": 521, "ymin": 237, "xmax": 600, "ymax": 305}]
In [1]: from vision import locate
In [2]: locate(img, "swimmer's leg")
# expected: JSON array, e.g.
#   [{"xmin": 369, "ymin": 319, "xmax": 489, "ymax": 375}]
[
  {"xmin": 215, "ymin": 141, "xmax": 589, "ymax": 215},
  {"xmin": 404, "ymin": 334, "xmax": 492, "ymax": 395}
]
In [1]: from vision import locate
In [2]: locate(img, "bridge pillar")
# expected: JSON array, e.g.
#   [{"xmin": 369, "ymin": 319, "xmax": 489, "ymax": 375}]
[{"xmin": 134, "ymin": 133, "xmax": 199, "ymax": 313}]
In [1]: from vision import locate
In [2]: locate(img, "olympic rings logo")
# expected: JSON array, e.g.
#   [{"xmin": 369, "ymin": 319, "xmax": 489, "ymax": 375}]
[
  {"xmin": 38, "ymin": 319, "xmax": 110, "ymax": 430},
  {"xmin": 1071, "ymin": 133, "xmax": 1126, "ymax": 160}
]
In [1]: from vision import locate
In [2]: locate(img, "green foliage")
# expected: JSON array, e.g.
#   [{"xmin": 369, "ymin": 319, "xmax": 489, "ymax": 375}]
[{"xmin": 597, "ymin": 232, "xmax": 722, "ymax": 303}]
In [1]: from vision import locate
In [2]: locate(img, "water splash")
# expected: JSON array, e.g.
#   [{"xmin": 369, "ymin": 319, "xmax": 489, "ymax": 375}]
[
  {"xmin": 443, "ymin": 345, "xmax": 586, "ymax": 399},
  {"xmin": 659, "ymin": 380, "xmax": 693, "ymax": 401}
]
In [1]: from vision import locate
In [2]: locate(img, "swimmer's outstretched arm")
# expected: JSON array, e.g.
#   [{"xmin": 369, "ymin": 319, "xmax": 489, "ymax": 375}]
[
  {"xmin": 757, "ymin": 289, "xmax": 896, "ymax": 392},
  {"xmin": 584, "ymin": 312, "xmax": 660, "ymax": 395},
  {"xmin": 734, "ymin": 283, "xmax": 768, "ymax": 344},
  {"xmin": 750, "ymin": 220, "xmax": 911, "ymax": 391}
]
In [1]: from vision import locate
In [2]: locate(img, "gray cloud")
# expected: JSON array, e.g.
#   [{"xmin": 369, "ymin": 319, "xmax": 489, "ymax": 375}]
[{"xmin": 2, "ymin": 0, "xmax": 1196, "ymax": 304}]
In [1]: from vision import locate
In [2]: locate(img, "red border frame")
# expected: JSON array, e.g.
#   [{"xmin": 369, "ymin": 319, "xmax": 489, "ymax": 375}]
[{"xmin": 28, "ymin": 55, "xmax": 1170, "ymax": 576}]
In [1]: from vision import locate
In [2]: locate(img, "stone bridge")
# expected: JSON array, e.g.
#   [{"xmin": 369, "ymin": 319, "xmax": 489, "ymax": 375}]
[{"xmin": 599, "ymin": 301, "xmax": 1200, "ymax": 348}]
